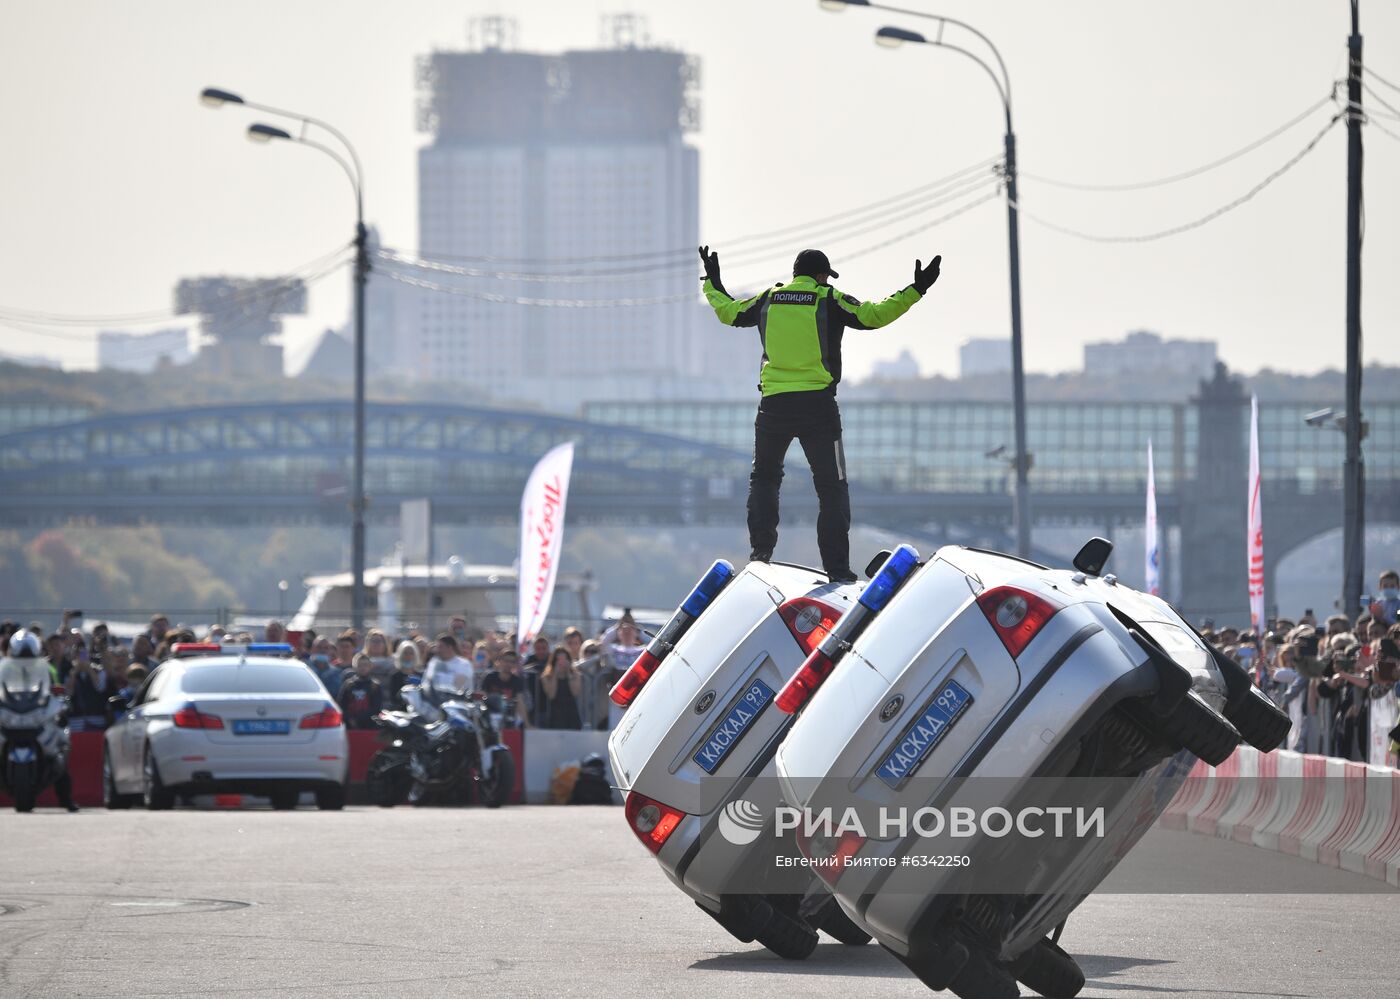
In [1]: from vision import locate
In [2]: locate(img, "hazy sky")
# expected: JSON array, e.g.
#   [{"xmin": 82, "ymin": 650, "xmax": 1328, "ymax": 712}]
[{"xmin": 2, "ymin": 0, "xmax": 1398, "ymax": 381}]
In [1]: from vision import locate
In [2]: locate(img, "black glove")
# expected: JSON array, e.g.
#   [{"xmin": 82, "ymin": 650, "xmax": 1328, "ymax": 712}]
[
  {"xmin": 913, "ymin": 254, "xmax": 942, "ymax": 295},
  {"xmin": 698, "ymin": 245, "xmax": 724, "ymax": 290}
]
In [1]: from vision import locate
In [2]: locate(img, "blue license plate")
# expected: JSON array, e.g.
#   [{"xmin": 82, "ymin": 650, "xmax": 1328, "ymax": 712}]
[
  {"xmin": 692, "ymin": 679, "xmax": 775, "ymax": 775},
  {"xmin": 875, "ymin": 679, "xmax": 974, "ymax": 789},
  {"xmin": 232, "ymin": 718, "xmax": 290, "ymax": 736}
]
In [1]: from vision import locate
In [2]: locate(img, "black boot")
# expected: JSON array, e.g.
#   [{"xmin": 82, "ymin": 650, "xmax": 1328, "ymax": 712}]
[{"xmin": 55, "ymin": 772, "xmax": 78, "ymax": 813}]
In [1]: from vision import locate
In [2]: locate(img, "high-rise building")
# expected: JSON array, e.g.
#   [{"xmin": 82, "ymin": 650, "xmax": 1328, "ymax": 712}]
[
  {"xmin": 1083, "ymin": 330, "xmax": 1217, "ymax": 379},
  {"xmin": 959, "ymin": 338, "xmax": 1011, "ymax": 378},
  {"xmin": 96, "ymin": 328, "xmax": 191, "ymax": 373},
  {"xmin": 413, "ymin": 15, "xmax": 700, "ymax": 404}
]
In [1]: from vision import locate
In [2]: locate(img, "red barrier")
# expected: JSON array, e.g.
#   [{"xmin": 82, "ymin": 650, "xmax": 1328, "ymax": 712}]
[{"xmin": 0, "ymin": 728, "xmax": 523, "ymax": 809}]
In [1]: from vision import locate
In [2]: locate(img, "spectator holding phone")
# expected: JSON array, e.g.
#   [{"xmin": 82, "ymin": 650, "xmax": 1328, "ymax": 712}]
[
  {"xmin": 66, "ymin": 637, "xmax": 111, "ymax": 731},
  {"xmin": 539, "ymin": 646, "xmax": 583, "ymax": 730},
  {"xmin": 337, "ymin": 653, "xmax": 384, "ymax": 729},
  {"xmin": 1369, "ymin": 570, "xmax": 1400, "ymax": 627},
  {"xmin": 481, "ymin": 650, "xmax": 531, "ymax": 728}
]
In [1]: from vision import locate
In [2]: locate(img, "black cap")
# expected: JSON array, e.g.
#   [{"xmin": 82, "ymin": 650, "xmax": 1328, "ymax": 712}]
[{"xmin": 793, "ymin": 249, "xmax": 838, "ymax": 280}]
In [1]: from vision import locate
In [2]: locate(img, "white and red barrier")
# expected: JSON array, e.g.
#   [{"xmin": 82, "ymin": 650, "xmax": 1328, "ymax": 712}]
[{"xmin": 1161, "ymin": 745, "xmax": 1400, "ymax": 887}]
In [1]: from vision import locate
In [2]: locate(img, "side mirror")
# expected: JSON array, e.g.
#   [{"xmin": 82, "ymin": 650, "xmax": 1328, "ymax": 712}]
[
  {"xmin": 1073, "ymin": 537, "xmax": 1113, "ymax": 577},
  {"xmin": 865, "ymin": 550, "xmax": 893, "ymax": 580}
]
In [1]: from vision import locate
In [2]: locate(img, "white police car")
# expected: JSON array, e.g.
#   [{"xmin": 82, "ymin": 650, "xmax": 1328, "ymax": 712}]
[
  {"xmin": 773, "ymin": 540, "xmax": 1288, "ymax": 999},
  {"xmin": 607, "ymin": 559, "xmax": 874, "ymax": 958},
  {"xmin": 103, "ymin": 643, "xmax": 349, "ymax": 811}
]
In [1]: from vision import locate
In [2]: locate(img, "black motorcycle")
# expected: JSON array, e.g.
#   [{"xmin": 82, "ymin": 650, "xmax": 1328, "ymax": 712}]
[{"xmin": 366, "ymin": 685, "xmax": 516, "ymax": 808}]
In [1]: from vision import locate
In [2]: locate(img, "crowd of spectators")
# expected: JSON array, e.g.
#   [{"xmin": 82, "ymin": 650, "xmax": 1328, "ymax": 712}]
[
  {"xmin": 1205, "ymin": 569, "xmax": 1400, "ymax": 763},
  {"xmin": 0, "ymin": 607, "xmax": 654, "ymax": 736}
]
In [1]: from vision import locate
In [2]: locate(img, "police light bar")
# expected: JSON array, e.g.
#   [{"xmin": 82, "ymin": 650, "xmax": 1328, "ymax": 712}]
[
  {"xmin": 171, "ymin": 642, "xmax": 295, "ymax": 657},
  {"xmin": 610, "ymin": 559, "xmax": 736, "ymax": 707},
  {"xmin": 777, "ymin": 544, "xmax": 921, "ymax": 714}
]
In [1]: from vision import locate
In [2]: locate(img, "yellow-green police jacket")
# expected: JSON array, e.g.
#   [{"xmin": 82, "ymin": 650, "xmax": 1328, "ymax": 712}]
[{"xmin": 703, "ymin": 274, "xmax": 922, "ymax": 396}]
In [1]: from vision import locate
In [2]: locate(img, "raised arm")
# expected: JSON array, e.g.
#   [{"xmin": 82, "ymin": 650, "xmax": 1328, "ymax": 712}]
[
  {"xmin": 832, "ymin": 255, "xmax": 941, "ymax": 330},
  {"xmin": 699, "ymin": 245, "xmax": 767, "ymax": 327}
]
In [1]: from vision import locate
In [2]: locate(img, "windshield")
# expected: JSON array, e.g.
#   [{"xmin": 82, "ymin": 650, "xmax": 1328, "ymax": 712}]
[
  {"xmin": 180, "ymin": 663, "xmax": 322, "ymax": 695},
  {"xmin": 0, "ymin": 659, "xmax": 50, "ymax": 705}
]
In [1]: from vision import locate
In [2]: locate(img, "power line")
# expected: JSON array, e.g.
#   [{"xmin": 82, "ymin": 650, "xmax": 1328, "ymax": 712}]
[
  {"xmin": 378, "ymin": 171, "xmax": 1001, "ymax": 284},
  {"xmin": 0, "ymin": 243, "xmax": 353, "ymax": 328},
  {"xmin": 1360, "ymin": 82, "xmax": 1400, "ymax": 120},
  {"xmin": 393, "ymin": 154, "xmax": 1002, "ymax": 269},
  {"xmin": 1020, "ymin": 93, "xmax": 1336, "ymax": 192},
  {"xmin": 1366, "ymin": 114, "xmax": 1400, "ymax": 145},
  {"xmin": 1012, "ymin": 115, "xmax": 1341, "ymax": 244},
  {"xmin": 1363, "ymin": 65, "xmax": 1400, "ymax": 95},
  {"xmin": 380, "ymin": 186, "xmax": 998, "ymax": 307}
]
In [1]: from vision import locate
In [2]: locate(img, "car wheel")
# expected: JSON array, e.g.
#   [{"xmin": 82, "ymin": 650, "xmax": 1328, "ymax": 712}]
[
  {"xmin": 315, "ymin": 784, "xmax": 346, "ymax": 811},
  {"xmin": 947, "ymin": 947, "xmax": 1021, "ymax": 999},
  {"xmin": 751, "ymin": 897, "xmax": 819, "ymax": 960},
  {"xmin": 103, "ymin": 752, "xmax": 132, "ymax": 810},
  {"xmin": 143, "ymin": 747, "xmax": 175, "ymax": 811},
  {"xmin": 1210, "ymin": 647, "xmax": 1292, "ymax": 752},
  {"xmin": 1154, "ymin": 689, "xmax": 1241, "ymax": 766},
  {"xmin": 1013, "ymin": 937, "xmax": 1086, "ymax": 998},
  {"xmin": 813, "ymin": 900, "xmax": 871, "ymax": 945},
  {"xmin": 270, "ymin": 789, "xmax": 299, "ymax": 810}
]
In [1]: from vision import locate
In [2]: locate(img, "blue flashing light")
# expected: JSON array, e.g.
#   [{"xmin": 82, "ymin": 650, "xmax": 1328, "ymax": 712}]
[
  {"xmin": 680, "ymin": 559, "xmax": 736, "ymax": 618},
  {"xmin": 246, "ymin": 643, "xmax": 294, "ymax": 654},
  {"xmin": 857, "ymin": 544, "xmax": 921, "ymax": 612}
]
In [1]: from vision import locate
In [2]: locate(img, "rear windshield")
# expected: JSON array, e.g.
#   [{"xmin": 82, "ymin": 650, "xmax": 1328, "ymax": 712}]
[{"xmin": 179, "ymin": 663, "xmax": 321, "ymax": 695}]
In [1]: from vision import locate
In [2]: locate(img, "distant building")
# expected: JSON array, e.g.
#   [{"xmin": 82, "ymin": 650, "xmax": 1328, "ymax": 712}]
[
  {"xmin": 0, "ymin": 401, "xmax": 91, "ymax": 435},
  {"xmin": 175, "ymin": 276, "xmax": 306, "ymax": 378},
  {"xmin": 97, "ymin": 328, "xmax": 190, "ymax": 373},
  {"xmin": 413, "ymin": 15, "xmax": 700, "ymax": 400},
  {"xmin": 871, "ymin": 349, "xmax": 921, "ymax": 381},
  {"xmin": 1083, "ymin": 330, "xmax": 1216, "ymax": 379},
  {"xmin": 959, "ymin": 338, "xmax": 1011, "ymax": 378},
  {"xmin": 297, "ymin": 329, "xmax": 353, "ymax": 381}
]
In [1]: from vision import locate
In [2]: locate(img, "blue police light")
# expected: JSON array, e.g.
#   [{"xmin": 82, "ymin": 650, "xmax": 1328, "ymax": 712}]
[
  {"xmin": 246, "ymin": 643, "xmax": 294, "ymax": 654},
  {"xmin": 857, "ymin": 544, "xmax": 921, "ymax": 612},
  {"xmin": 680, "ymin": 559, "xmax": 736, "ymax": 618}
]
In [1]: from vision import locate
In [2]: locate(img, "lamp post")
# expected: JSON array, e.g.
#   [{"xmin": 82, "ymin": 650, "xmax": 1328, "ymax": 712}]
[
  {"xmin": 822, "ymin": 1, "xmax": 1032, "ymax": 558},
  {"xmin": 201, "ymin": 87, "xmax": 370, "ymax": 633}
]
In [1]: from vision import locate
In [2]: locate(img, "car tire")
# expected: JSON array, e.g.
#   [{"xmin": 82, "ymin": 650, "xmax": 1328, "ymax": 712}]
[
  {"xmin": 143, "ymin": 748, "xmax": 175, "ymax": 811},
  {"xmin": 1013, "ymin": 937, "xmax": 1086, "ymax": 998},
  {"xmin": 814, "ymin": 902, "xmax": 872, "ymax": 945},
  {"xmin": 315, "ymin": 784, "xmax": 346, "ymax": 811},
  {"xmin": 1210, "ymin": 648, "xmax": 1292, "ymax": 752},
  {"xmin": 480, "ymin": 749, "xmax": 515, "ymax": 809},
  {"xmin": 947, "ymin": 947, "xmax": 1020, "ymax": 999},
  {"xmin": 103, "ymin": 752, "xmax": 132, "ymax": 810},
  {"xmin": 752, "ymin": 898, "xmax": 819, "ymax": 960},
  {"xmin": 1125, "ymin": 688, "xmax": 1240, "ymax": 767},
  {"xmin": 270, "ymin": 790, "xmax": 299, "ymax": 810}
]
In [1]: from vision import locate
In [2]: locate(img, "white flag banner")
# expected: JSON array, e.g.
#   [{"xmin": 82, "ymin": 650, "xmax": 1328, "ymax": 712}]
[
  {"xmin": 1247, "ymin": 395, "xmax": 1265, "ymax": 633},
  {"xmin": 1145, "ymin": 439, "xmax": 1160, "ymax": 596},
  {"xmin": 517, "ymin": 441, "xmax": 575, "ymax": 652}
]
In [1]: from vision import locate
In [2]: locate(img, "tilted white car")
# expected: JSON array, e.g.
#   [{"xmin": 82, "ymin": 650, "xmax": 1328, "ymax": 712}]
[
  {"xmin": 607, "ymin": 559, "xmax": 875, "ymax": 958},
  {"xmin": 773, "ymin": 540, "xmax": 1289, "ymax": 999},
  {"xmin": 103, "ymin": 643, "xmax": 349, "ymax": 811}
]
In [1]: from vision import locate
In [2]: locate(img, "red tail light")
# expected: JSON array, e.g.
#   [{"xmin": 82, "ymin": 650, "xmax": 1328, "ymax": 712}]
[
  {"xmin": 775, "ymin": 649, "xmax": 835, "ymax": 714},
  {"xmin": 976, "ymin": 585, "xmax": 1062, "ymax": 659},
  {"xmin": 610, "ymin": 649, "xmax": 661, "ymax": 707},
  {"xmin": 172, "ymin": 703, "xmax": 224, "ymax": 730},
  {"xmin": 798, "ymin": 828, "xmax": 867, "ymax": 887},
  {"xmin": 624, "ymin": 790, "xmax": 686, "ymax": 854},
  {"xmin": 778, "ymin": 596, "xmax": 840, "ymax": 656},
  {"xmin": 299, "ymin": 707, "xmax": 343, "ymax": 729}
]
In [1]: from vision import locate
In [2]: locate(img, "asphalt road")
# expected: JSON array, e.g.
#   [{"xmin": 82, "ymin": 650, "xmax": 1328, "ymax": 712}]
[{"xmin": 1, "ymin": 805, "xmax": 1394, "ymax": 998}]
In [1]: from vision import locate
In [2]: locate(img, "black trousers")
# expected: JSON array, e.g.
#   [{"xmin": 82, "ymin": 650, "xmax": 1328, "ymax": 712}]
[{"xmin": 747, "ymin": 391, "xmax": 850, "ymax": 575}]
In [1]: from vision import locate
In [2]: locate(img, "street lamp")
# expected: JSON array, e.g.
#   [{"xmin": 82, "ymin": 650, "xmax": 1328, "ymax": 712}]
[
  {"xmin": 823, "ymin": 1, "xmax": 1032, "ymax": 559},
  {"xmin": 201, "ymin": 86, "xmax": 371, "ymax": 634}
]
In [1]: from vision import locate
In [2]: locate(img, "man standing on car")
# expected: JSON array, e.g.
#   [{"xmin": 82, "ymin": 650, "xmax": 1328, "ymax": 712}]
[{"xmin": 699, "ymin": 246, "xmax": 940, "ymax": 582}]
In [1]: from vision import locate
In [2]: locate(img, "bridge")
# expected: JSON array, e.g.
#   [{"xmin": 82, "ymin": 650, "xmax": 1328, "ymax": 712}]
[{"xmin": 1, "ymin": 392, "xmax": 1397, "ymax": 623}]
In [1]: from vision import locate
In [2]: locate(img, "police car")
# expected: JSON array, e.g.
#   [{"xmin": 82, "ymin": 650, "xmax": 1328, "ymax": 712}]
[
  {"xmin": 103, "ymin": 643, "xmax": 348, "ymax": 811},
  {"xmin": 772, "ymin": 540, "xmax": 1288, "ymax": 999},
  {"xmin": 607, "ymin": 559, "xmax": 874, "ymax": 958}
]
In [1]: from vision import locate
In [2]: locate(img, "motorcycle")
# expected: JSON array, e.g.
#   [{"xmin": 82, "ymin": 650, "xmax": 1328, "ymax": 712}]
[
  {"xmin": 0, "ymin": 658, "xmax": 70, "ymax": 813},
  {"xmin": 366, "ymin": 684, "xmax": 516, "ymax": 808}
]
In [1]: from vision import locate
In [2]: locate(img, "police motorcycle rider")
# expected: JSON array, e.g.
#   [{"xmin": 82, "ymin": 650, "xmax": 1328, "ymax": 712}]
[
  {"xmin": 0, "ymin": 628, "xmax": 78, "ymax": 812},
  {"xmin": 699, "ymin": 245, "xmax": 941, "ymax": 582}
]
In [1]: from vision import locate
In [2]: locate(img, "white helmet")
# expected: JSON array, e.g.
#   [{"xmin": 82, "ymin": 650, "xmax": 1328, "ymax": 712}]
[{"xmin": 7, "ymin": 628, "xmax": 41, "ymax": 658}]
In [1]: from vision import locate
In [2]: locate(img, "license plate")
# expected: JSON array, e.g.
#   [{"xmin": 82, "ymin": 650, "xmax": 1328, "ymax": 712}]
[
  {"xmin": 875, "ymin": 679, "xmax": 973, "ymax": 789},
  {"xmin": 232, "ymin": 719, "xmax": 290, "ymax": 736},
  {"xmin": 692, "ymin": 679, "xmax": 775, "ymax": 775}
]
